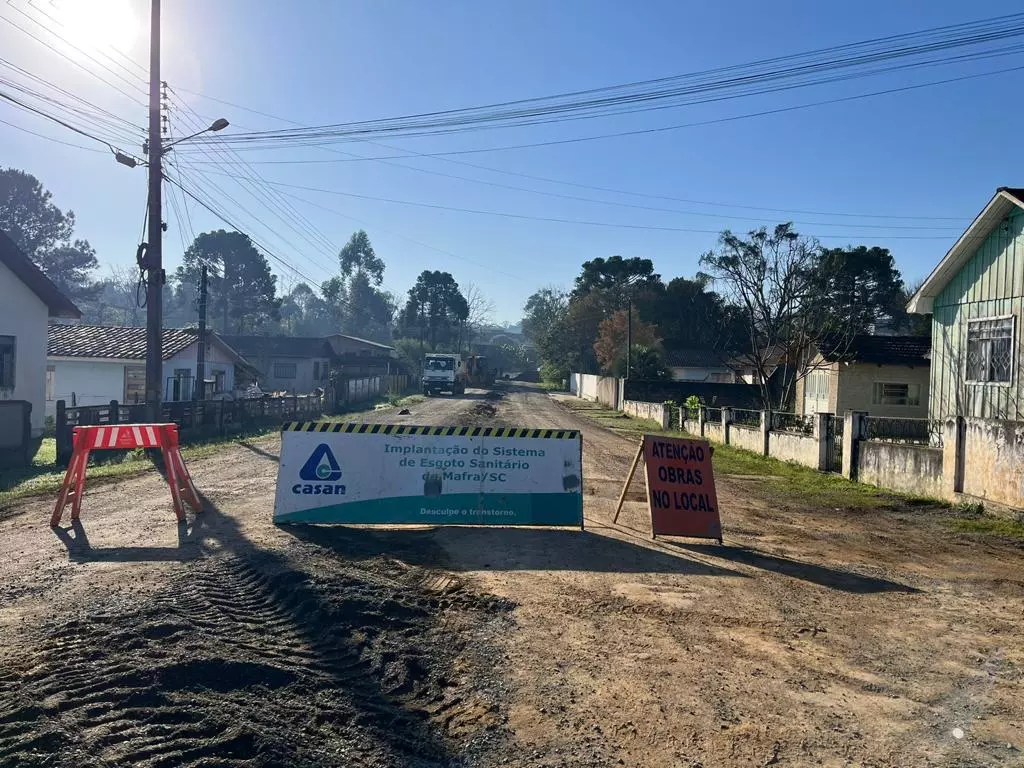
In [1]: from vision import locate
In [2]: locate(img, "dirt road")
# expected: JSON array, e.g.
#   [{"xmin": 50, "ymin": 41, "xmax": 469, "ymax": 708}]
[{"xmin": 1, "ymin": 385, "xmax": 1022, "ymax": 767}]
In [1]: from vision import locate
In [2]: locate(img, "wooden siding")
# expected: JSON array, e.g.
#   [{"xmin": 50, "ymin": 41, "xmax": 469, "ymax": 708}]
[{"xmin": 930, "ymin": 210, "xmax": 1024, "ymax": 421}]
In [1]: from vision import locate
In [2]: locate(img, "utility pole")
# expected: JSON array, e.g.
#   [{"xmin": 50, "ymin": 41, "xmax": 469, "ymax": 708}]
[
  {"xmin": 194, "ymin": 264, "xmax": 207, "ymax": 401},
  {"xmin": 144, "ymin": 0, "xmax": 163, "ymax": 414},
  {"xmin": 626, "ymin": 296, "xmax": 632, "ymax": 379}
]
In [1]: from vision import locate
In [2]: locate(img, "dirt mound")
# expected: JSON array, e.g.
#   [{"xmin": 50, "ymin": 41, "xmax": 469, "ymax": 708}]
[{"xmin": 0, "ymin": 550, "xmax": 514, "ymax": 767}]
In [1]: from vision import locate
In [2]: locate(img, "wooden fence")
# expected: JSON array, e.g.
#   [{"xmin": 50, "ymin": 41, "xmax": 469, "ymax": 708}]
[{"xmin": 55, "ymin": 395, "xmax": 324, "ymax": 467}]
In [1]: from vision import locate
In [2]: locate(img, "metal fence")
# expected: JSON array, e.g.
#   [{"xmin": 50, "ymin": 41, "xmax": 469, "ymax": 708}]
[
  {"xmin": 771, "ymin": 411, "xmax": 815, "ymax": 435},
  {"xmin": 55, "ymin": 395, "xmax": 324, "ymax": 466},
  {"xmin": 731, "ymin": 408, "xmax": 762, "ymax": 428},
  {"xmin": 704, "ymin": 406, "xmax": 723, "ymax": 425},
  {"xmin": 865, "ymin": 416, "xmax": 943, "ymax": 448}
]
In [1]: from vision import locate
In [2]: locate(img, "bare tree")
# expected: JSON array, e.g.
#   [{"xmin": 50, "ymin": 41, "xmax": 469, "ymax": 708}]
[
  {"xmin": 700, "ymin": 223, "xmax": 857, "ymax": 412},
  {"xmin": 462, "ymin": 282, "xmax": 495, "ymax": 348}
]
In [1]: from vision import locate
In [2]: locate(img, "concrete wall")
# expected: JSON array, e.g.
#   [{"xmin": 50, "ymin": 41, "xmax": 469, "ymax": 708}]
[
  {"xmin": 622, "ymin": 400, "xmax": 669, "ymax": 429},
  {"xmin": 623, "ymin": 379, "xmax": 763, "ymax": 409},
  {"xmin": 858, "ymin": 441, "xmax": 944, "ymax": 499},
  {"xmin": 769, "ymin": 430, "xmax": 821, "ymax": 469},
  {"xmin": 570, "ymin": 373, "xmax": 621, "ymax": 408},
  {"xmin": 0, "ymin": 259, "xmax": 50, "ymax": 436},
  {"xmin": 961, "ymin": 418, "xmax": 1024, "ymax": 509},
  {"xmin": 704, "ymin": 423, "xmax": 725, "ymax": 443},
  {"xmin": 729, "ymin": 425, "xmax": 763, "ymax": 454}
]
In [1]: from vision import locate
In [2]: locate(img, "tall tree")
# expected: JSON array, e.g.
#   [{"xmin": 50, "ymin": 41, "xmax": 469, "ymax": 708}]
[
  {"xmin": 178, "ymin": 230, "xmax": 280, "ymax": 334},
  {"xmin": 572, "ymin": 255, "xmax": 660, "ymax": 302},
  {"xmin": 812, "ymin": 246, "xmax": 906, "ymax": 335},
  {"xmin": 462, "ymin": 282, "xmax": 495, "ymax": 349},
  {"xmin": 0, "ymin": 167, "xmax": 98, "ymax": 302},
  {"xmin": 700, "ymin": 223, "xmax": 835, "ymax": 410},
  {"xmin": 338, "ymin": 230, "xmax": 385, "ymax": 285},
  {"xmin": 646, "ymin": 275, "xmax": 744, "ymax": 355},
  {"xmin": 398, "ymin": 270, "xmax": 469, "ymax": 351}
]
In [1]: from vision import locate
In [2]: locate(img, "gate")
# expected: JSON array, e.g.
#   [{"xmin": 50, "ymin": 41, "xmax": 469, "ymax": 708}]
[{"xmin": 824, "ymin": 415, "xmax": 843, "ymax": 473}]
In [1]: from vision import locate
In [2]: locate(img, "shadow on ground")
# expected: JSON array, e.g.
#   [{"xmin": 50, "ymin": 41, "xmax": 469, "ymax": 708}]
[
  {"xmin": 671, "ymin": 542, "xmax": 919, "ymax": 594},
  {"xmin": 284, "ymin": 523, "xmax": 743, "ymax": 577}
]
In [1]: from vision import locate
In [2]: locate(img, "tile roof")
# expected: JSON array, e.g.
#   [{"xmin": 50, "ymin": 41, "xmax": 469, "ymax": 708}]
[
  {"xmin": 48, "ymin": 325, "xmax": 202, "ymax": 360},
  {"xmin": 221, "ymin": 335, "xmax": 335, "ymax": 359},
  {"xmin": 820, "ymin": 334, "xmax": 931, "ymax": 366},
  {"xmin": 327, "ymin": 333, "xmax": 395, "ymax": 351},
  {"xmin": 0, "ymin": 229, "xmax": 81, "ymax": 319}
]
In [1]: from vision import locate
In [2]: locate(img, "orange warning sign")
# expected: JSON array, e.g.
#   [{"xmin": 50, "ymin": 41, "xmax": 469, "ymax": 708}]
[{"xmin": 642, "ymin": 435, "xmax": 721, "ymax": 541}]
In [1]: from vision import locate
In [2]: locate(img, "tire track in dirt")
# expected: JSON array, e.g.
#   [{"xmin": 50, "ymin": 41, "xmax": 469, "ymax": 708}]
[{"xmin": 0, "ymin": 544, "xmax": 514, "ymax": 767}]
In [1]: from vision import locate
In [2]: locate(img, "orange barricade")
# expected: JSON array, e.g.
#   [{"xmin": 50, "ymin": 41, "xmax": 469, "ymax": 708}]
[{"xmin": 50, "ymin": 423, "xmax": 202, "ymax": 527}]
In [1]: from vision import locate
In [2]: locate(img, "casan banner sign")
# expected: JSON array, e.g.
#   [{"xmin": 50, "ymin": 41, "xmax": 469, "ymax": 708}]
[{"xmin": 273, "ymin": 422, "xmax": 583, "ymax": 526}]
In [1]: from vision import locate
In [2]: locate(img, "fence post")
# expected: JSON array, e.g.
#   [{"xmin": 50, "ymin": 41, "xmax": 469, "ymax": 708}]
[
  {"xmin": 814, "ymin": 412, "xmax": 831, "ymax": 472},
  {"xmin": 721, "ymin": 407, "xmax": 732, "ymax": 445},
  {"xmin": 697, "ymin": 407, "xmax": 706, "ymax": 437},
  {"xmin": 842, "ymin": 410, "xmax": 868, "ymax": 480},
  {"xmin": 759, "ymin": 410, "xmax": 770, "ymax": 456},
  {"xmin": 942, "ymin": 416, "xmax": 966, "ymax": 499},
  {"xmin": 109, "ymin": 399, "xmax": 119, "ymax": 425}
]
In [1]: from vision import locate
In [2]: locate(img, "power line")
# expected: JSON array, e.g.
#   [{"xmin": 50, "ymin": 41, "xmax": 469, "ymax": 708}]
[
  {"xmin": 192, "ymin": 172, "xmax": 957, "ymax": 241},
  {"xmin": 189, "ymin": 15, "xmax": 1024, "ymax": 145},
  {"xmin": 0, "ymin": 114, "xmax": 108, "ymax": 151},
  {"xmin": 0, "ymin": 87, "xmax": 140, "ymax": 157}
]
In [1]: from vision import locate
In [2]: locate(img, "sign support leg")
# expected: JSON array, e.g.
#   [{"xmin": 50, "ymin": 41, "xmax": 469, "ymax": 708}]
[{"xmin": 613, "ymin": 441, "xmax": 645, "ymax": 525}]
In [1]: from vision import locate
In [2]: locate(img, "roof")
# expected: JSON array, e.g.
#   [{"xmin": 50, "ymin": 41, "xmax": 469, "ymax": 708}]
[
  {"xmin": 0, "ymin": 229, "xmax": 81, "ymax": 319},
  {"xmin": 327, "ymin": 333, "xmax": 395, "ymax": 351},
  {"xmin": 665, "ymin": 348, "xmax": 729, "ymax": 368},
  {"xmin": 221, "ymin": 334, "xmax": 335, "ymax": 359},
  {"xmin": 819, "ymin": 334, "xmax": 930, "ymax": 366},
  {"xmin": 728, "ymin": 345, "xmax": 787, "ymax": 370},
  {"xmin": 907, "ymin": 187, "xmax": 1024, "ymax": 314},
  {"xmin": 48, "ymin": 325, "xmax": 245, "ymax": 363}
]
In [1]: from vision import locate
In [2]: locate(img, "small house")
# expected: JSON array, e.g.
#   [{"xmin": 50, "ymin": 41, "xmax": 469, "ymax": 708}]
[
  {"xmin": 47, "ymin": 325, "xmax": 249, "ymax": 415},
  {"xmin": 665, "ymin": 348, "xmax": 735, "ymax": 383},
  {"xmin": 221, "ymin": 335, "xmax": 335, "ymax": 394},
  {"xmin": 326, "ymin": 333, "xmax": 397, "ymax": 377},
  {"xmin": 0, "ymin": 229, "xmax": 81, "ymax": 438},
  {"xmin": 796, "ymin": 335, "xmax": 931, "ymax": 417}
]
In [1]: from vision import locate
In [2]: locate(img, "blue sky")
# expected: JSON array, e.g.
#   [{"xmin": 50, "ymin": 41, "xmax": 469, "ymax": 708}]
[{"xmin": 3, "ymin": 0, "xmax": 1024, "ymax": 322}]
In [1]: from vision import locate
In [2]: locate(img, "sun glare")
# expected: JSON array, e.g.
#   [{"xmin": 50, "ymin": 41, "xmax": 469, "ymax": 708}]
[{"xmin": 53, "ymin": 0, "xmax": 140, "ymax": 54}]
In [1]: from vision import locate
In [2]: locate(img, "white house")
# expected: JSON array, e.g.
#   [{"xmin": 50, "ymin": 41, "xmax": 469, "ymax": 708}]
[
  {"xmin": 0, "ymin": 229, "xmax": 81, "ymax": 437},
  {"xmin": 46, "ymin": 325, "xmax": 251, "ymax": 417},
  {"xmin": 221, "ymin": 335, "xmax": 335, "ymax": 394},
  {"xmin": 666, "ymin": 348, "xmax": 736, "ymax": 383}
]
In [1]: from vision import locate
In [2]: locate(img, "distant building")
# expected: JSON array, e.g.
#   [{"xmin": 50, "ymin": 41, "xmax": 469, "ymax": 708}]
[
  {"xmin": 795, "ymin": 335, "xmax": 931, "ymax": 417},
  {"xmin": 222, "ymin": 335, "xmax": 335, "ymax": 394},
  {"xmin": 47, "ymin": 325, "xmax": 249, "ymax": 414},
  {"xmin": 0, "ymin": 229, "xmax": 81, "ymax": 436},
  {"xmin": 665, "ymin": 348, "xmax": 735, "ymax": 383},
  {"xmin": 326, "ymin": 333, "xmax": 397, "ymax": 377}
]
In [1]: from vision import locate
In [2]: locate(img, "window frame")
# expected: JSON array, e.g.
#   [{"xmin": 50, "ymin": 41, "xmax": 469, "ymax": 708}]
[
  {"xmin": 0, "ymin": 335, "xmax": 15, "ymax": 390},
  {"xmin": 871, "ymin": 381, "xmax": 921, "ymax": 407},
  {"xmin": 273, "ymin": 361, "xmax": 298, "ymax": 379},
  {"xmin": 965, "ymin": 314, "xmax": 1015, "ymax": 386}
]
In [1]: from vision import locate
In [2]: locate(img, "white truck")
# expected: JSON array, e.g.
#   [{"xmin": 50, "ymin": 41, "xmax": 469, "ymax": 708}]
[{"xmin": 421, "ymin": 353, "xmax": 465, "ymax": 396}]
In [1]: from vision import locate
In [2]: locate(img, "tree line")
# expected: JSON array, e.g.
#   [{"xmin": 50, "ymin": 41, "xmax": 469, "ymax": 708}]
[
  {"xmin": 523, "ymin": 224, "xmax": 925, "ymax": 410},
  {"xmin": 1, "ymin": 167, "xmax": 517, "ymax": 372}
]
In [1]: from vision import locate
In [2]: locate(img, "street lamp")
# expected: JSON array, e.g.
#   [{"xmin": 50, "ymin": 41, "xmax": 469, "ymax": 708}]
[{"xmin": 163, "ymin": 117, "xmax": 229, "ymax": 151}]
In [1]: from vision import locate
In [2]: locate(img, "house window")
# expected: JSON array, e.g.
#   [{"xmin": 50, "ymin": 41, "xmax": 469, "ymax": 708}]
[
  {"xmin": 46, "ymin": 365, "xmax": 55, "ymax": 401},
  {"xmin": 274, "ymin": 362, "xmax": 297, "ymax": 379},
  {"xmin": 805, "ymin": 369, "xmax": 830, "ymax": 400},
  {"xmin": 212, "ymin": 369, "xmax": 226, "ymax": 393},
  {"xmin": 0, "ymin": 336, "xmax": 14, "ymax": 389},
  {"xmin": 872, "ymin": 382, "xmax": 921, "ymax": 406},
  {"xmin": 966, "ymin": 317, "xmax": 1014, "ymax": 383}
]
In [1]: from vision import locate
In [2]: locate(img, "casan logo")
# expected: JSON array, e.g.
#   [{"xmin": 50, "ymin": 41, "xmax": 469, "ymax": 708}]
[{"xmin": 292, "ymin": 443, "xmax": 346, "ymax": 495}]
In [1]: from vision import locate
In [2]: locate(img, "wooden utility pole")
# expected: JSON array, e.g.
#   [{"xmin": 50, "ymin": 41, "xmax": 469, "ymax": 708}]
[
  {"xmin": 145, "ymin": 0, "xmax": 163, "ymax": 412},
  {"xmin": 194, "ymin": 264, "xmax": 208, "ymax": 401}
]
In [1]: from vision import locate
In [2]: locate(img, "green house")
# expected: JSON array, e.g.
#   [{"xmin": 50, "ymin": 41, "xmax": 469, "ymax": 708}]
[{"xmin": 909, "ymin": 187, "xmax": 1024, "ymax": 422}]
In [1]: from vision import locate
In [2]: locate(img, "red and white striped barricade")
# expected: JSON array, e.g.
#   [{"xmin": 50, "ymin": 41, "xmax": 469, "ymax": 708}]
[{"xmin": 50, "ymin": 423, "xmax": 202, "ymax": 527}]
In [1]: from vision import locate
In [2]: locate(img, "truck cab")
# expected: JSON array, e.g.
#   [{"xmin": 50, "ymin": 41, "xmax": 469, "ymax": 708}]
[{"xmin": 422, "ymin": 354, "xmax": 464, "ymax": 396}]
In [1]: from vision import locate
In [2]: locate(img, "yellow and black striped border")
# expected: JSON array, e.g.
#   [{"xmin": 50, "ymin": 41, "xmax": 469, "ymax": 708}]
[{"xmin": 282, "ymin": 422, "xmax": 579, "ymax": 439}]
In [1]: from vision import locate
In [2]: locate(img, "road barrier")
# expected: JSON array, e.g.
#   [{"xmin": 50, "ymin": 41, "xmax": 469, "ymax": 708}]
[
  {"xmin": 51, "ymin": 423, "xmax": 202, "ymax": 527},
  {"xmin": 615, "ymin": 434, "xmax": 721, "ymax": 542},
  {"xmin": 273, "ymin": 422, "xmax": 583, "ymax": 526}
]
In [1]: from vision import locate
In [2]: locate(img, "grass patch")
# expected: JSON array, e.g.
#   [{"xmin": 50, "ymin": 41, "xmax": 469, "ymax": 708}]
[{"xmin": 947, "ymin": 514, "xmax": 1024, "ymax": 540}]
